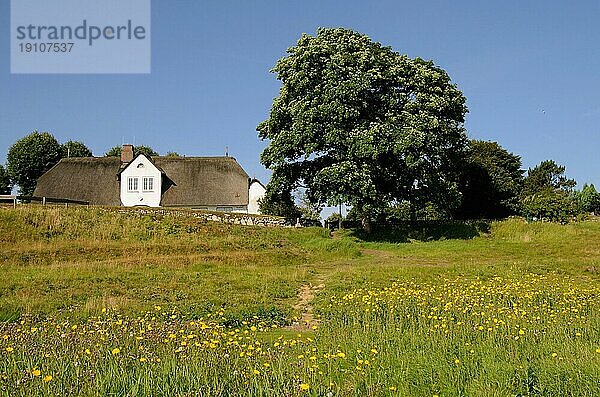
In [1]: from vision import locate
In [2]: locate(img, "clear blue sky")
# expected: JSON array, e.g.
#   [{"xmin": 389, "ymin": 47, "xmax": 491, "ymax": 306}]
[{"xmin": 1, "ymin": 0, "xmax": 599, "ymax": 191}]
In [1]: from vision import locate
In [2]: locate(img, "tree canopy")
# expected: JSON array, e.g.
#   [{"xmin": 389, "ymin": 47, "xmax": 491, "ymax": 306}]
[
  {"xmin": 105, "ymin": 145, "xmax": 159, "ymax": 157},
  {"xmin": 62, "ymin": 140, "xmax": 92, "ymax": 158},
  {"xmin": 520, "ymin": 160, "xmax": 577, "ymax": 222},
  {"xmin": 7, "ymin": 131, "xmax": 63, "ymax": 196},
  {"xmin": 258, "ymin": 28, "xmax": 468, "ymax": 230},
  {"xmin": 0, "ymin": 165, "xmax": 11, "ymax": 194},
  {"xmin": 455, "ymin": 140, "xmax": 524, "ymax": 219},
  {"xmin": 522, "ymin": 160, "xmax": 576, "ymax": 196},
  {"xmin": 571, "ymin": 183, "xmax": 600, "ymax": 214}
]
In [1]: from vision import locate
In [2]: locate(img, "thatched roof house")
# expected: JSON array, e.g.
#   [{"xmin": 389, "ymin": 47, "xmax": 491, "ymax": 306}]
[{"xmin": 34, "ymin": 145, "xmax": 266, "ymax": 213}]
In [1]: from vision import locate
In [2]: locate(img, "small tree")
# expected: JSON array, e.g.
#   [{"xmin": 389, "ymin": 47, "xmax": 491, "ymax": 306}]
[
  {"xmin": 258, "ymin": 191, "xmax": 301, "ymax": 219},
  {"xmin": 520, "ymin": 160, "xmax": 578, "ymax": 222},
  {"xmin": 571, "ymin": 184, "xmax": 600, "ymax": 214},
  {"xmin": 7, "ymin": 131, "xmax": 62, "ymax": 195},
  {"xmin": 105, "ymin": 145, "xmax": 159, "ymax": 157},
  {"xmin": 165, "ymin": 151, "xmax": 182, "ymax": 157},
  {"xmin": 0, "ymin": 165, "xmax": 12, "ymax": 194},
  {"xmin": 62, "ymin": 140, "xmax": 92, "ymax": 158},
  {"xmin": 522, "ymin": 160, "xmax": 575, "ymax": 196},
  {"xmin": 296, "ymin": 191, "xmax": 322, "ymax": 222}
]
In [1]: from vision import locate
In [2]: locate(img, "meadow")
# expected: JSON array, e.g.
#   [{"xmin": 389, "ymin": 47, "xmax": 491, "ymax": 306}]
[{"xmin": 0, "ymin": 206, "xmax": 599, "ymax": 396}]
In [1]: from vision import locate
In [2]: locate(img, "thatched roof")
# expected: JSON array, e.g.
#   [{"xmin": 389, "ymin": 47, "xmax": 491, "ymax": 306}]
[
  {"xmin": 34, "ymin": 157, "xmax": 121, "ymax": 205},
  {"xmin": 34, "ymin": 156, "xmax": 250, "ymax": 207},
  {"xmin": 156, "ymin": 157, "xmax": 249, "ymax": 207}
]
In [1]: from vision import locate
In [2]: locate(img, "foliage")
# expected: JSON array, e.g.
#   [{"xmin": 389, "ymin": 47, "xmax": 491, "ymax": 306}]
[
  {"xmin": 258, "ymin": 191, "xmax": 302, "ymax": 219},
  {"xmin": 0, "ymin": 164, "xmax": 12, "ymax": 194},
  {"xmin": 520, "ymin": 160, "xmax": 578, "ymax": 222},
  {"xmin": 61, "ymin": 140, "xmax": 92, "ymax": 158},
  {"xmin": 522, "ymin": 160, "xmax": 576, "ymax": 197},
  {"xmin": 456, "ymin": 140, "xmax": 524, "ymax": 219},
  {"xmin": 7, "ymin": 131, "xmax": 63, "ymax": 195},
  {"xmin": 258, "ymin": 28, "xmax": 469, "ymax": 229},
  {"xmin": 105, "ymin": 145, "xmax": 159, "ymax": 157},
  {"xmin": 521, "ymin": 189, "xmax": 577, "ymax": 222},
  {"xmin": 571, "ymin": 183, "xmax": 600, "ymax": 214},
  {"xmin": 325, "ymin": 212, "xmax": 343, "ymax": 223},
  {"xmin": 296, "ymin": 191, "xmax": 323, "ymax": 221},
  {"xmin": 104, "ymin": 146, "xmax": 121, "ymax": 157},
  {"xmin": 165, "ymin": 151, "xmax": 182, "ymax": 157}
]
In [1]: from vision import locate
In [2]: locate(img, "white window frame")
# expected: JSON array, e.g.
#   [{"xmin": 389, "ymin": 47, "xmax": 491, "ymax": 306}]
[
  {"xmin": 142, "ymin": 176, "xmax": 154, "ymax": 192},
  {"xmin": 128, "ymin": 177, "xmax": 139, "ymax": 192}
]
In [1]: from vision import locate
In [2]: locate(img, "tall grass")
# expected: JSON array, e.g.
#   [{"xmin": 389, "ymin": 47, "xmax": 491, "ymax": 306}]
[{"xmin": 1, "ymin": 206, "xmax": 600, "ymax": 395}]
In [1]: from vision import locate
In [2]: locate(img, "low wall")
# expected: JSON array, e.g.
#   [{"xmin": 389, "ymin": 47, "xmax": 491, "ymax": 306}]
[{"xmin": 102, "ymin": 206, "xmax": 289, "ymax": 227}]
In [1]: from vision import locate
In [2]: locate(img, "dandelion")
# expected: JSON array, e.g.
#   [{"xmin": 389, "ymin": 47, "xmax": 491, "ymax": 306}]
[
  {"xmin": 300, "ymin": 383, "xmax": 310, "ymax": 391},
  {"xmin": 551, "ymin": 353, "xmax": 558, "ymax": 358},
  {"xmin": 32, "ymin": 369, "xmax": 41, "ymax": 377},
  {"xmin": 43, "ymin": 375, "xmax": 52, "ymax": 383},
  {"xmin": 111, "ymin": 348, "xmax": 121, "ymax": 355},
  {"xmin": 5, "ymin": 347, "xmax": 13, "ymax": 353}
]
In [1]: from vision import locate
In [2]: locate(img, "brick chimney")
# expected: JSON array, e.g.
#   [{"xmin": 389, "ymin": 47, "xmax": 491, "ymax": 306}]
[{"xmin": 121, "ymin": 144, "xmax": 134, "ymax": 163}]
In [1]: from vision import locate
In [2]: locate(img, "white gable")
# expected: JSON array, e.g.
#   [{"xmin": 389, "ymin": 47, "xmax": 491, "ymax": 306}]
[
  {"xmin": 120, "ymin": 155, "xmax": 162, "ymax": 207},
  {"xmin": 248, "ymin": 180, "xmax": 266, "ymax": 214}
]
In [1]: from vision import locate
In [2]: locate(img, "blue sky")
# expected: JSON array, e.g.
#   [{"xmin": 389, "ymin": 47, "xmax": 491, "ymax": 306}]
[{"xmin": 1, "ymin": 0, "xmax": 599, "ymax": 193}]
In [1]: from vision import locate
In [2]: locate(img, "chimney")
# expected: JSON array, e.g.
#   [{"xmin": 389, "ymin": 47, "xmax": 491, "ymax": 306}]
[{"xmin": 121, "ymin": 144, "xmax": 134, "ymax": 163}]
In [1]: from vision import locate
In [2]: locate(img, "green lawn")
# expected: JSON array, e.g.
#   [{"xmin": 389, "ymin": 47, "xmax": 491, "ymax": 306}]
[{"xmin": 0, "ymin": 206, "xmax": 599, "ymax": 396}]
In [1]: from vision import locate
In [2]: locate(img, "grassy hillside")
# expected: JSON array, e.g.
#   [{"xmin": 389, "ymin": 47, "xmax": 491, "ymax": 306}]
[{"xmin": 1, "ymin": 206, "xmax": 599, "ymax": 396}]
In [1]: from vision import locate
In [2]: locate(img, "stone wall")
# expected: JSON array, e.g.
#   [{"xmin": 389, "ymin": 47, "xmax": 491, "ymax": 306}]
[{"xmin": 102, "ymin": 206, "xmax": 289, "ymax": 227}]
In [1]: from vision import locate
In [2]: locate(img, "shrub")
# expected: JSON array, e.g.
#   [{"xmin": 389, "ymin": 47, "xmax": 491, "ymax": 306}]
[{"xmin": 521, "ymin": 189, "xmax": 578, "ymax": 222}]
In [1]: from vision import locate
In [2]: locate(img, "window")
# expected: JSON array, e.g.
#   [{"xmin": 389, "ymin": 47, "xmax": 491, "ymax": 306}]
[
  {"xmin": 142, "ymin": 177, "xmax": 154, "ymax": 192},
  {"xmin": 128, "ymin": 177, "xmax": 139, "ymax": 192}
]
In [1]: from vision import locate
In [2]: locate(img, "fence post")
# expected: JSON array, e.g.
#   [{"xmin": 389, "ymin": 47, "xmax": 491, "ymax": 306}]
[
  {"xmin": 13, "ymin": 197, "xmax": 16, "ymax": 209},
  {"xmin": 42, "ymin": 197, "xmax": 46, "ymax": 206}
]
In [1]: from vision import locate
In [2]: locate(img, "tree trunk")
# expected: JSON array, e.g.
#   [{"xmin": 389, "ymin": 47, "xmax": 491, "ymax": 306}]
[
  {"xmin": 410, "ymin": 203, "xmax": 417, "ymax": 222},
  {"xmin": 361, "ymin": 215, "xmax": 372, "ymax": 234}
]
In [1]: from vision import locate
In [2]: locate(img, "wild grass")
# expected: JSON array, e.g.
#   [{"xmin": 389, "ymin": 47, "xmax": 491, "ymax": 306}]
[{"xmin": 1, "ymin": 206, "xmax": 599, "ymax": 396}]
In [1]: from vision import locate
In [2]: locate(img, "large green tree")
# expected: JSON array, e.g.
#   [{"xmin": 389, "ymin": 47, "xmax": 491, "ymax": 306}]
[
  {"xmin": 455, "ymin": 140, "xmax": 524, "ymax": 219},
  {"xmin": 105, "ymin": 145, "xmax": 159, "ymax": 157},
  {"xmin": 0, "ymin": 165, "xmax": 11, "ymax": 194},
  {"xmin": 7, "ymin": 131, "xmax": 63, "ymax": 196},
  {"xmin": 258, "ymin": 28, "xmax": 468, "ymax": 230},
  {"xmin": 62, "ymin": 140, "xmax": 92, "ymax": 158}
]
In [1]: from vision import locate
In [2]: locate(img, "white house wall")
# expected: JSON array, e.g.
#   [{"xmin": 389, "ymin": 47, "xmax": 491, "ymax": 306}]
[
  {"xmin": 248, "ymin": 181, "xmax": 266, "ymax": 214},
  {"xmin": 120, "ymin": 155, "xmax": 162, "ymax": 207}
]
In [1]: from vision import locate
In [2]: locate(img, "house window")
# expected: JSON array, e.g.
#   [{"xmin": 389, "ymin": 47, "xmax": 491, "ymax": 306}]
[
  {"xmin": 128, "ymin": 177, "xmax": 139, "ymax": 192},
  {"xmin": 142, "ymin": 177, "xmax": 154, "ymax": 192}
]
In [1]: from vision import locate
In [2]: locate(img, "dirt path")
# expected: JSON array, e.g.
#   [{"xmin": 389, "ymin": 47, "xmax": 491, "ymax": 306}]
[
  {"xmin": 360, "ymin": 248, "xmax": 396, "ymax": 260},
  {"xmin": 285, "ymin": 278, "xmax": 325, "ymax": 331}
]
